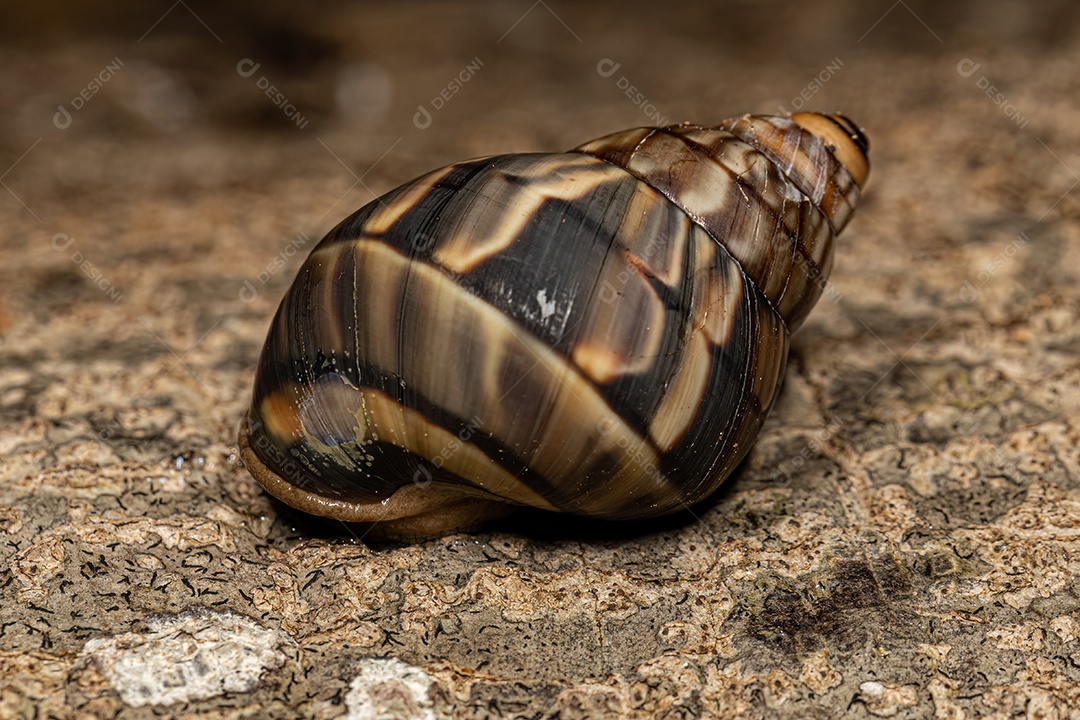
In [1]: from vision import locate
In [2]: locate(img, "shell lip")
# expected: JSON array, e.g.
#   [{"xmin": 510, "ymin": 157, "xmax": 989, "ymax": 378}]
[{"xmin": 237, "ymin": 417, "xmax": 518, "ymax": 538}]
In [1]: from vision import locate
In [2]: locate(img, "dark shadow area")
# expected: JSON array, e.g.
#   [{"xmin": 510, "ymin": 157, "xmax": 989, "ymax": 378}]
[{"xmin": 258, "ymin": 456, "xmax": 748, "ymax": 549}]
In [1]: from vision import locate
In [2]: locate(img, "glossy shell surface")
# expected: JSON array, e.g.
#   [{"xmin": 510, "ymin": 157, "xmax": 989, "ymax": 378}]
[{"xmin": 239, "ymin": 112, "xmax": 870, "ymax": 536}]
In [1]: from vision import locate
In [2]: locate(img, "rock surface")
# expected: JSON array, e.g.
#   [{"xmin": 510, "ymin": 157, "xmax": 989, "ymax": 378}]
[{"xmin": 1, "ymin": 1, "xmax": 1079, "ymax": 717}]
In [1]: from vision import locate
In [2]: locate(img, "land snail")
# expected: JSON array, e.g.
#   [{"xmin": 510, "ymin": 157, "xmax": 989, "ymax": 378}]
[{"xmin": 238, "ymin": 112, "xmax": 870, "ymax": 539}]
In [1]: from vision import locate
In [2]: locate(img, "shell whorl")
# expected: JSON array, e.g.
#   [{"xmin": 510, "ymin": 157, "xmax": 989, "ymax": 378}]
[{"xmin": 572, "ymin": 113, "xmax": 868, "ymax": 329}]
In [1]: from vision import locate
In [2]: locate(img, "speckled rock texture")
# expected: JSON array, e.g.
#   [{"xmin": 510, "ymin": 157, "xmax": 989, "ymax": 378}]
[{"xmin": 2, "ymin": 1, "xmax": 1079, "ymax": 718}]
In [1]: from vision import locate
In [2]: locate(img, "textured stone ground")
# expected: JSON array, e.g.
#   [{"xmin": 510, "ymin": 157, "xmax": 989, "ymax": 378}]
[{"xmin": 2, "ymin": 1, "xmax": 1080, "ymax": 718}]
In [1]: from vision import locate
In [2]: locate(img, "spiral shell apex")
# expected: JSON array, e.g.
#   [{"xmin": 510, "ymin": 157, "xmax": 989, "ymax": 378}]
[{"xmin": 238, "ymin": 111, "xmax": 870, "ymax": 539}]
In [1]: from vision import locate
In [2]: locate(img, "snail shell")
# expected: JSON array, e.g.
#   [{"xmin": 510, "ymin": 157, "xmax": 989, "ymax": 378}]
[{"xmin": 238, "ymin": 112, "xmax": 870, "ymax": 539}]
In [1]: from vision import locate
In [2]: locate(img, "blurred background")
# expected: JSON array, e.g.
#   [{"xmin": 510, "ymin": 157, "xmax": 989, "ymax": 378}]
[
  {"xmin": 3, "ymin": 2, "xmax": 1080, "ymax": 718},
  {"xmin": 2, "ymin": 0, "xmax": 1075, "ymax": 198}
]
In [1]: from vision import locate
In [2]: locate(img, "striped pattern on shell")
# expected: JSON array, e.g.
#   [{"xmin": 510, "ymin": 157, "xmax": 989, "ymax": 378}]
[{"xmin": 238, "ymin": 112, "xmax": 870, "ymax": 538}]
